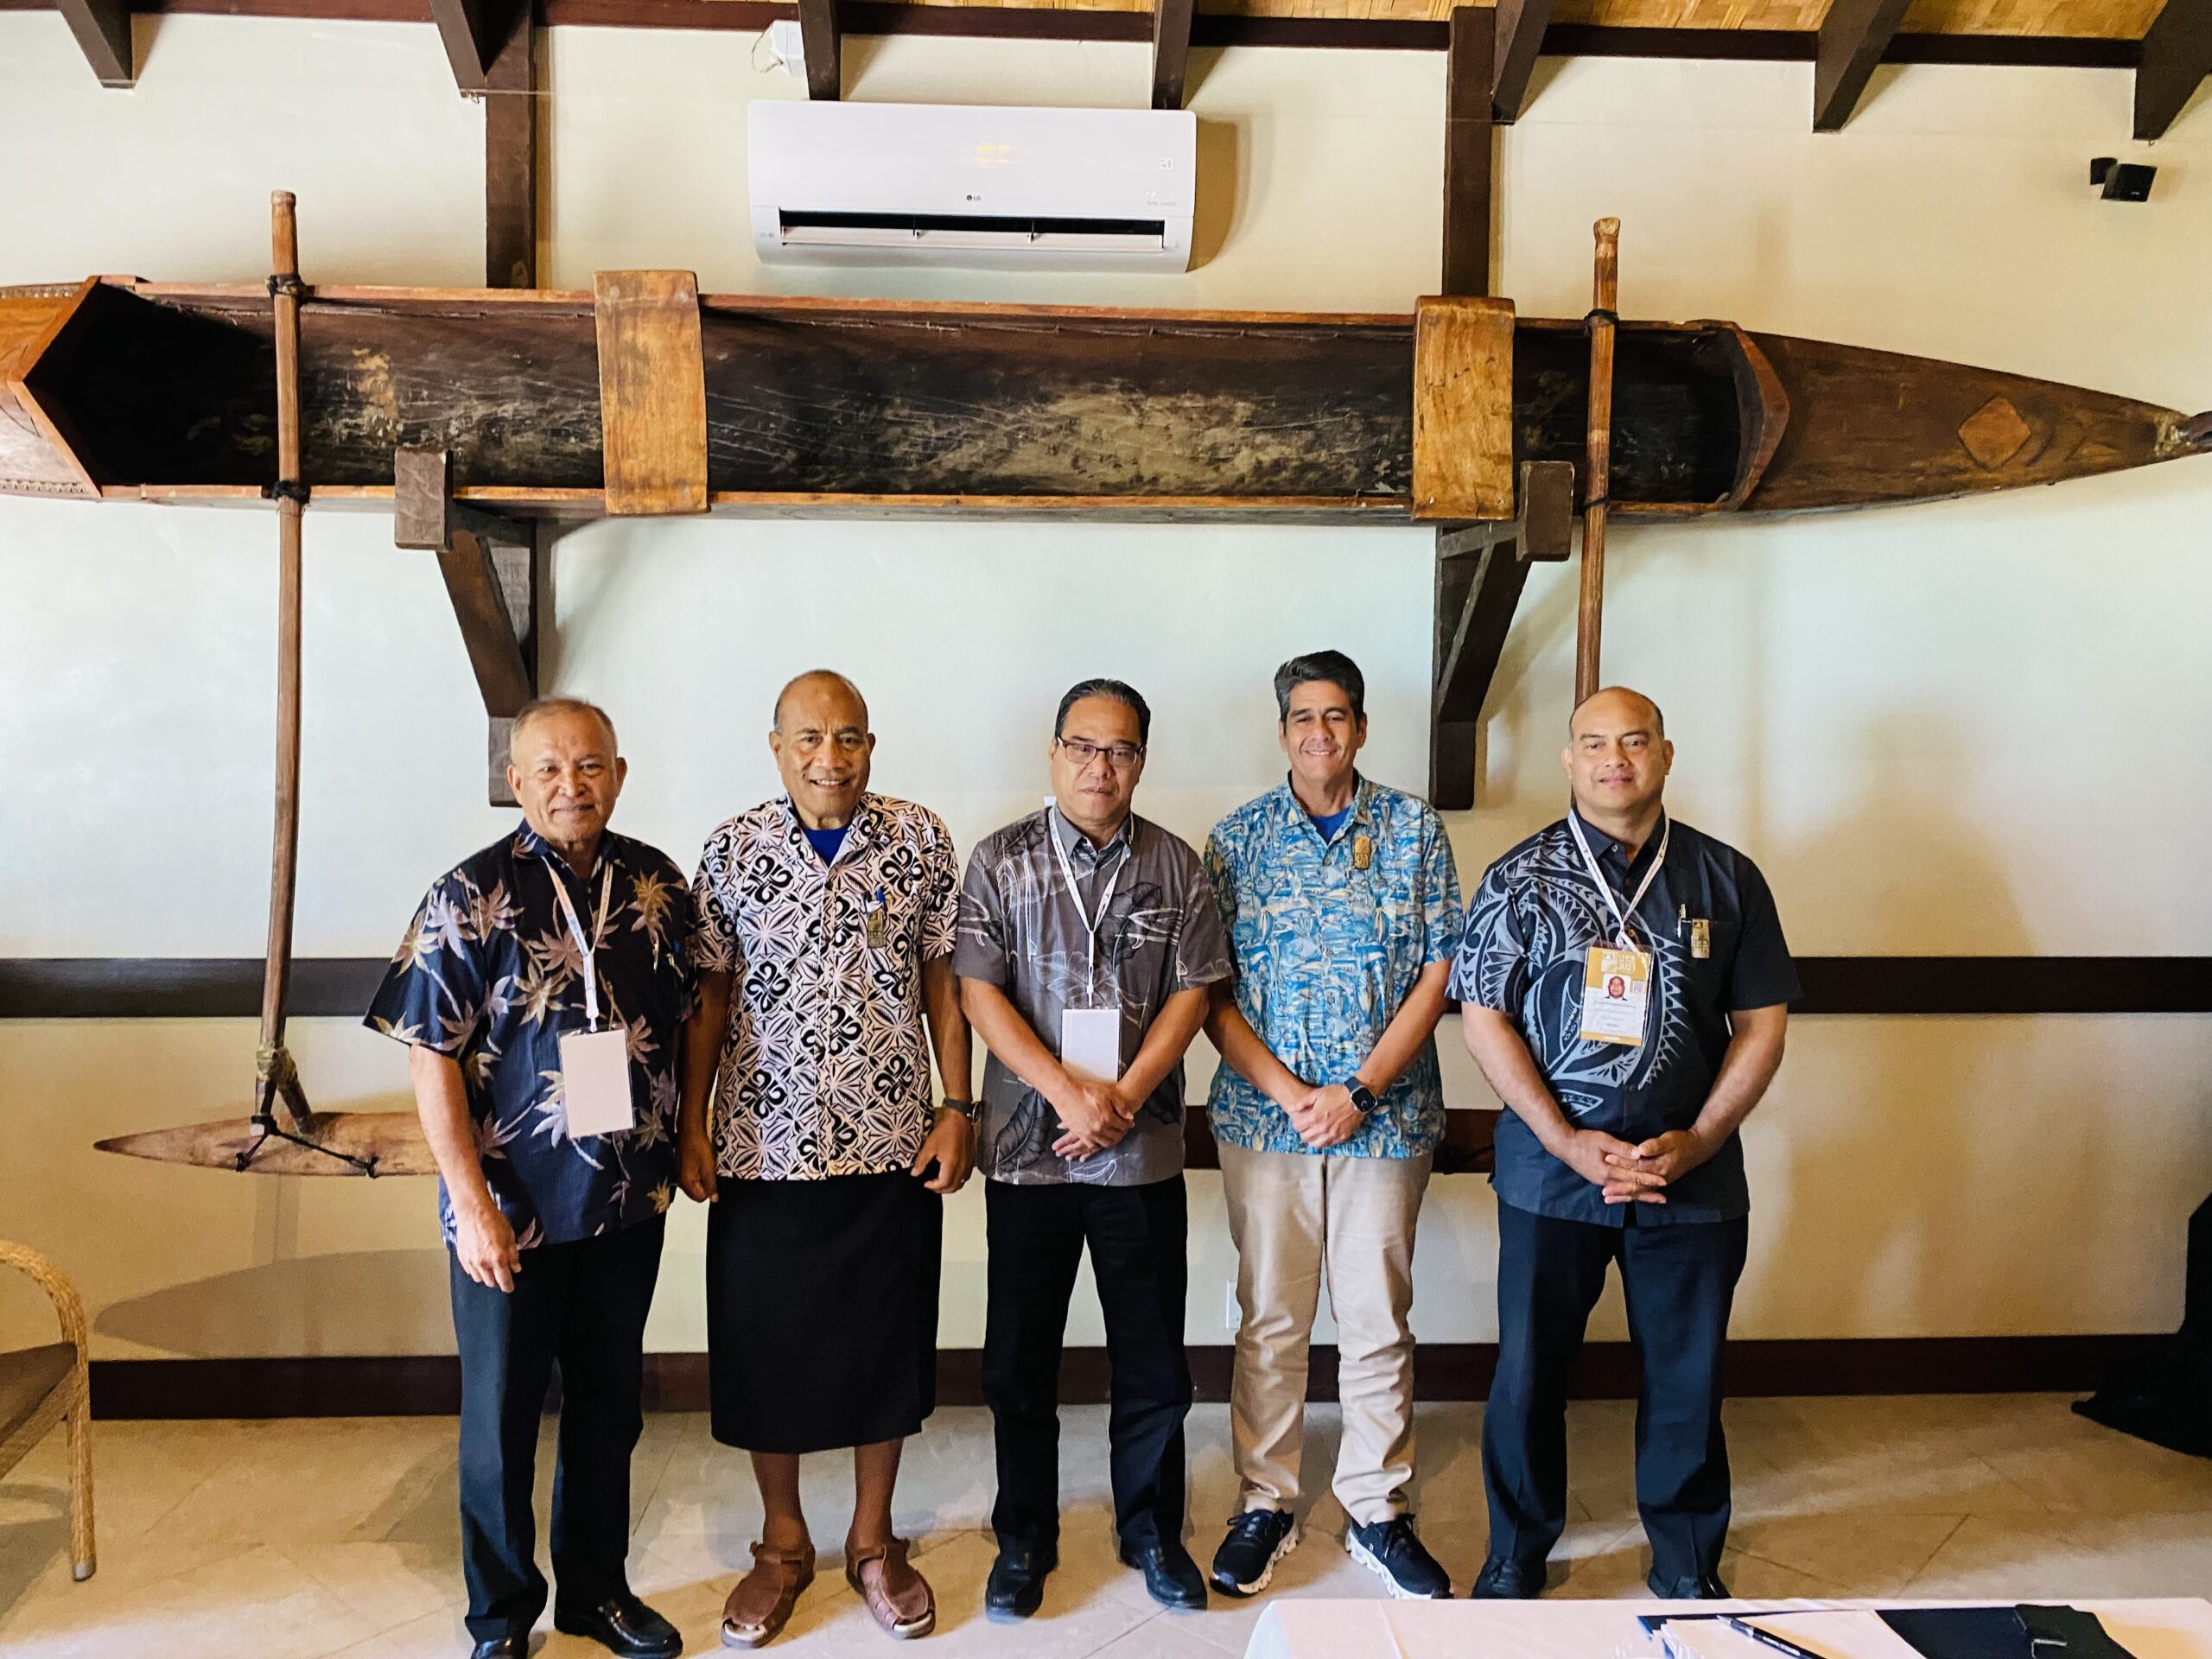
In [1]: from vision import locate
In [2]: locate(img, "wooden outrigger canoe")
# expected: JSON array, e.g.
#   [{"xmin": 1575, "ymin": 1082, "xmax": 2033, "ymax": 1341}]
[
  {"xmin": 7, "ymin": 276, "xmax": 2208, "ymax": 522},
  {"xmin": 40, "ymin": 215, "xmax": 2212, "ymax": 1181}
]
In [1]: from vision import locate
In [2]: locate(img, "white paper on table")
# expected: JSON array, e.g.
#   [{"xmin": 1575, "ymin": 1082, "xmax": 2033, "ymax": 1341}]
[
  {"xmin": 1060, "ymin": 1006, "xmax": 1123, "ymax": 1084},
  {"xmin": 559, "ymin": 1027, "xmax": 635, "ymax": 1138}
]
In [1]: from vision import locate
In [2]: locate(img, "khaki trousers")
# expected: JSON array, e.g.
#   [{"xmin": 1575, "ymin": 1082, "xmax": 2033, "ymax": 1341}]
[{"xmin": 1217, "ymin": 1141, "xmax": 1431, "ymax": 1527}]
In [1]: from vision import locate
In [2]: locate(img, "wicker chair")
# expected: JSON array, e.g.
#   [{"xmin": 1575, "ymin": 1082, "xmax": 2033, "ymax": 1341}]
[{"xmin": 0, "ymin": 1242, "xmax": 95, "ymax": 1581}]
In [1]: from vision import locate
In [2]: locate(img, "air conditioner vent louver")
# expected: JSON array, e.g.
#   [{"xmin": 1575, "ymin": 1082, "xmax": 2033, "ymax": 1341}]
[{"xmin": 748, "ymin": 102, "xmax": 1197, "ymax": 272}]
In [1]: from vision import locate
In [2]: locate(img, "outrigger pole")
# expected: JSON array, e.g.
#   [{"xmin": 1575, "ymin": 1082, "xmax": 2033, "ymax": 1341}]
[
  {"xmin": 1576, "ymin": 217, "xmax": 1622, "ymax": 705},
  {"xmin": 240, "ymin": 191, "xmax": 375, "ymax": 1176}
]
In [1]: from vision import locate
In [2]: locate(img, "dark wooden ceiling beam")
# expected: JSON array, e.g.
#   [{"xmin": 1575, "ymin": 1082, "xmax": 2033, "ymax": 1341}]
[
  {"xmin": 1491, "ymin": 0, "xmax": 1554, "ymax": 120},
  {"xmin": 1153, "ymin": 0, "xmax": 1195, "ymax": 108},
  {"xmin": 54, "ymin": 0, "xmax": 135, "ymax": 86},
  {"xmin": 798, "ymin": 0, "xmax": 841, "ymax": 98},
  {"xmin": 1813, "ymin": 0, "xmax": 1916, "ymax": 130},
  {"xmin": 2135, "ymin": 0, "xmax": 2212, "ymax": 139},
  {"xmin": 428, "ymin": 0, "xmax": 527, "ymax": 93}
]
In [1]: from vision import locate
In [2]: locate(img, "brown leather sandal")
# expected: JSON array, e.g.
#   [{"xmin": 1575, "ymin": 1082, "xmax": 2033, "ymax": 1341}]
[
  {"xmin": 720, "ymin": 1541, "xmax": 816, "ymax": 1649},
  {"xmin": 846, "ymin": 1537, "xmax": 936, "ymax": 1640}
]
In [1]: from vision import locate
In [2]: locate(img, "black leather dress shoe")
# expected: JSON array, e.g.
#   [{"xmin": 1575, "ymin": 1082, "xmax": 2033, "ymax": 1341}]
[
  {"xmin": 553, "ymin": 1592, "xmax": 682, "ymax": 1658},
  {"xmin": 1648, "ymin": 1570, "xmax": 1732, "ymax": 1600},
  {"xmin": 468, "ymin": 1637, "xmax": 527, "ymax": 1659},
  {"xmin": 1120, "ymin": 1539, "xmax": 1208, "ymax": 1611},
  {"xmin": 984, "ymin": 1541, "xmax": 1058, "ymax": 1620},
  {"xmin": 1467, "ymin": 1557, "xmax": 1548, "ymax": 1599}
]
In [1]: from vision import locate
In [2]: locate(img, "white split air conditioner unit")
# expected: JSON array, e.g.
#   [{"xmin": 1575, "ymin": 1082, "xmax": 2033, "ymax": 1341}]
[{"xmin": 747, "ymin": 100, "xmax": 1198, "ymax": 273}]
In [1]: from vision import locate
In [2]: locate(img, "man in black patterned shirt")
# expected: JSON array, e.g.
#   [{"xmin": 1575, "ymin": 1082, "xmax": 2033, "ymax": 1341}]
[{"xmin": 1452, "ymin": 688, "xmax": 1796, "ymax": 1603}]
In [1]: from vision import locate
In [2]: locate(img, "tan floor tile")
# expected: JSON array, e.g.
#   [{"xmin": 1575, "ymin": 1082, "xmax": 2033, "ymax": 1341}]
[
  {"xmin": 0, "ymin": 1541, "xmax": 361, "ymax": 1659},
  {"xmin": 1720, "ymin": 1510, "xmax": 1967, "ymax": 1596}
]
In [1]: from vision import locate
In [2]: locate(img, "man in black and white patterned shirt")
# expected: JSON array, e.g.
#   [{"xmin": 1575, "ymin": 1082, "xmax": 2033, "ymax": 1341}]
[{"xmin": 676, "ymin": 670, "xmax": 974, "ymax": 1649}]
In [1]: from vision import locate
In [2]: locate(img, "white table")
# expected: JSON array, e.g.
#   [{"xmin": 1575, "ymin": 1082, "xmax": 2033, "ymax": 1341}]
[{"xmin": 1244, "ymin": 1599, "xmax": 2212, "ymax": 1659}]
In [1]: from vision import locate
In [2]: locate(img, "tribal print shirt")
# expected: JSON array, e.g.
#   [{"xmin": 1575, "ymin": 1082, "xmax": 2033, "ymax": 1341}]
[
  {"xmin": 366, "ymin": 823, "xmax": 697, "ymax": 1249},
  {"xmin": 690, "ymin": 793, "xmax": 961, "ymax": 1180},
  {"xmin": 955, "ymin": 807, "xmax": 1231, "ymax": 1186},
  {"xmin": 1204, "ymin": 776, "xmax": 1464, "ymax": 1160},
  {"xmin": 1449, "ymin": 810, "xmax": 1799, "ymax": 1226}
]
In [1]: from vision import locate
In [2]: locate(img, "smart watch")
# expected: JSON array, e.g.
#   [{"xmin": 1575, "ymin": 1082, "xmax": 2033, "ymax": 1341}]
[
  {"xmin": 944, "ymin": 1097, "xmax": 982, "ymax": 1122},
  {"xmin": 1346, "ymin": 1081, "xmax": 1380, "ymax": 1116}
]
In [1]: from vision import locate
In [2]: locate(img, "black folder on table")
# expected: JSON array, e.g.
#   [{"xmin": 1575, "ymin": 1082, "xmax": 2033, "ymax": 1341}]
[{"xmin": 1880, "ymin": 1606, "xmax": 2139, "ymax": 1659}]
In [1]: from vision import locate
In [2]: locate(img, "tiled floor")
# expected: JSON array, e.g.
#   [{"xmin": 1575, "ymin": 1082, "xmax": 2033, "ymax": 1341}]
[{"xmin": 3, "ymin": 1395, "xmax": 2210, "ymax": 1658}]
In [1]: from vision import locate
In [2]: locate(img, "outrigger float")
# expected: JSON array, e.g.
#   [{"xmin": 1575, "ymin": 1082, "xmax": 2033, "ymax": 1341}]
[{"xmin": 34, "ymin": 196, "xmax": 2204, "ymax": 1180}]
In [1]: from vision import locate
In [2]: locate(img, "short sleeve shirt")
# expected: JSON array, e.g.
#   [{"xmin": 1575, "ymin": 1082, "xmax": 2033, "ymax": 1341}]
[
  {"xmin": 690, "ymin": 792, "xmax": 960, "ymax": 1180},
  {"xmin": 365, "ymin": 823, "xmax": 697, "ymax": 1249},
  {"xmin": 954, "ymin": 807, "xmax": 1232, "ymax": 1186},
  {"xmin": 1204, "ymin": 777, "xmax": 1464, "ymax": 1159},
  {"xmin": 1448, "ymin": 810, "xmax": 1798, "ymax": 1226}
]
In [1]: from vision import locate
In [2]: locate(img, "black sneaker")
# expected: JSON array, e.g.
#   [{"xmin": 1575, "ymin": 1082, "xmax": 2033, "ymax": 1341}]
[
  {"xmin": 1344, "ymin": 1516, "xmax": 1452, "ymax": 1600},
  {"xmin": 1211, "ymin": 1509, "xmax": 1299, "ymax": 1597}
]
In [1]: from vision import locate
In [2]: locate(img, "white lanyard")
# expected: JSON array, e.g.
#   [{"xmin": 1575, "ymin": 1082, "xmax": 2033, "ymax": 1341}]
[
  {"xmin": 1567, "ymin": 810, "xmax": 1669, "ymax": 951},
  {"xmin": 1048, "ymin": 803, "xmax": 1128, "ymax": 994},
  {"xmin": 544, "ymin": 855, "xmax": 617, "ymax": 1030}
]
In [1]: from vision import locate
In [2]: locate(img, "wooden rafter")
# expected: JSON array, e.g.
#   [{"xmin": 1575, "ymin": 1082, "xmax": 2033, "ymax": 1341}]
[
  {"xmin": 799, "ymin": 0, "xmax": 842, "ymax": 99},
  {"xmin": 2135, "ymin": 0, "xmax": 2212, "ymax": 139},
  {"xmin": 54, "ymin": 0, "xmax": 134, "ymax": 87},
  {"xmin": 429, "ymin": 0, "xmax": 527, "ymax": 93},
  {"xmin": 1154, "ymin": 0, "xmax": 1197, "ymax": 108},
  {"xmin": 1814, "ymin": 0, "xmax": 1915, "ymax": 130},
  {"xmin": 1491, "ymin": 0, "xmax": 1556, "ymax": 120}
]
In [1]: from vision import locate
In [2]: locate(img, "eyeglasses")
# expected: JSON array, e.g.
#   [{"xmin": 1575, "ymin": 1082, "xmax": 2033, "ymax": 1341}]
[{"xmin": 1056, "ymin": 736, "xmax": 1145, "ymax": 771}]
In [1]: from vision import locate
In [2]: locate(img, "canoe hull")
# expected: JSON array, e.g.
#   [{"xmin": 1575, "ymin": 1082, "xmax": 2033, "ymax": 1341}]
[
  {"xmin": 6, "ymin": 279, "xmax": 2205, "ymax": 521},
  {"xmin": 95, "ymin": 1113, "xmax": 436, "ymax": 1177}
]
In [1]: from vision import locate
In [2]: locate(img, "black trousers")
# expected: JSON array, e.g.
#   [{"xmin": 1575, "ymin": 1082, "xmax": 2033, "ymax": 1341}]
[
  {"xmin": 1484, "ymin": 1202, "xmax": 1748, "ymax": 1588},
  {"xmin": 449, "ymin": 1216, "xmax": 665, "ymax": 1642},
  {"xmin": 982, "ymin": 1176, "xmax": 1193, "ymax": 1553}
]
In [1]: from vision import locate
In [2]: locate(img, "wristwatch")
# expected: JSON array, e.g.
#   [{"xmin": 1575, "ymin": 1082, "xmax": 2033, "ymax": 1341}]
[
  {"xmin": 943, "ymin": 1097, "xmax": 982, "ymax": 1122},
  {"xmin": 1346, "ymin": 1081, "xmax": 1380, "ymax": 1116}
]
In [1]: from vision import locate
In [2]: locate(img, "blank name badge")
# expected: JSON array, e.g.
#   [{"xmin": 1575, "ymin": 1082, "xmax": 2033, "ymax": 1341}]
[
  {"xmin": 559, "ymin": 1027, "xmax": 635, "ymax": 1138},
  {"xmin": 1579, "ymin": 947, "xmax": 1650, "ymax": 1046},
  {"xmin": 1060, "ymin": 1007, "xmax": 1123, "ymax": 1084}
]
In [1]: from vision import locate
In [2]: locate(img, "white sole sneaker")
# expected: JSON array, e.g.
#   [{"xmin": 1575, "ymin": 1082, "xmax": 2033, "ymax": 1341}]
[
  {"xmin": 1213, "ymin": 1523, "xmax": 1300, "ymax": 1598},
  {"xmin": 1345, "ymin": 1530, "xmax": 1446, "ymax": 1600}
]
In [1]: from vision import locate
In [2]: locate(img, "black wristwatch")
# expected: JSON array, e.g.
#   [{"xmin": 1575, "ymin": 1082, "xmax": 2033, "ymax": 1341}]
[
  {"xmin": 943, "ymin": 1098, "xmax": 982, "ymax": 1122},
  {"xmin": 1346, "ymin": 1081, "xmax": 1380, "ymax": 1115}
]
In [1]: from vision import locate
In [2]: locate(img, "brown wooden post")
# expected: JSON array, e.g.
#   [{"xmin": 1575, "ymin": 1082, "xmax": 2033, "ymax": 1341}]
[
  {"xmin": 1575, "ymin": 216, "xmax": 1621, "ymax": 708},
  {"xmin": 256, "ymin": 191, "xmax": 313, "ymax": 1133},
  {"xmin": 1431, "ymin": 6, "xmax": 1499, "ymax": 810}
]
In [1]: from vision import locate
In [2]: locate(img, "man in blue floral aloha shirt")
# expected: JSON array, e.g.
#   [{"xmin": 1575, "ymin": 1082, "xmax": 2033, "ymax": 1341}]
[
  {"xmin": 1201, "ymin": 651, "xmax": 1464, "ymax": 1604},
  {"xmin": 369, "ymin": 696, "xmax": 696, "ymax": 1659}
]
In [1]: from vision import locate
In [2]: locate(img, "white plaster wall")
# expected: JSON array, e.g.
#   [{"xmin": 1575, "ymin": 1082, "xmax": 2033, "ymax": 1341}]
[{"xmin": 1, "ymin": 17, "xmax": 2208, "ymax": 1359}]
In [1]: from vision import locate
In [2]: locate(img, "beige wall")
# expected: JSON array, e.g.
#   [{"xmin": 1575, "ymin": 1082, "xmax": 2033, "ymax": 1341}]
[{"xmin": 2, "ymin": 16, "xmax": 2209, "ymax": 1362}]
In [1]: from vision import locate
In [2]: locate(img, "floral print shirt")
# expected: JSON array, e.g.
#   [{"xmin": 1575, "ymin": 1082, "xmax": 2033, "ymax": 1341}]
[
  {"xmin": 366, "ymin": 823, "xmax": 697, "ymax": 1249},
  {"xmin": 1205, "ymin": 776, "xmax": 1464, "ymax": 1159}
]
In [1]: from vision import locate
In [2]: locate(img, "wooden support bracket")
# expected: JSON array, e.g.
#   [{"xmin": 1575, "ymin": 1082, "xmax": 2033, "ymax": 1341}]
[
  {"xmin": 395, "ymin": 448, "xmax": 541, "ymax": 806},
  {"xmin": 1813, "ymin": 0, "xmax": 1914, "ymax": 130},
  {"xmin": 429, "ymin": 0, "xmax": 529, "ymax": 93},
  {"xmin": 1491, "ymin": 0, "xmax": 1556, "ymax": 122},
  {"xmin": 55, "ymin": 0, "xmax": 134, "ymax": 86},
  {"xmin": 1430, "ymin": 460, "xmax": 1574, "ymax": 811}
]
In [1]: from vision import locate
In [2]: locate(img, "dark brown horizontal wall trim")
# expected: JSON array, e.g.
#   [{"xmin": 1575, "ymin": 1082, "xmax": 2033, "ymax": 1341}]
[
  {"xmin": 90, "ymin": 1333, "xmax": 2160, "ymax": 1419},
  {"xmin": 8, "ymin": 957, "xmax": 2208, "ymax": 1020},
  {"xmin": 0, "ymin": 0, "xmax": 2141, "ymax": 67}
]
